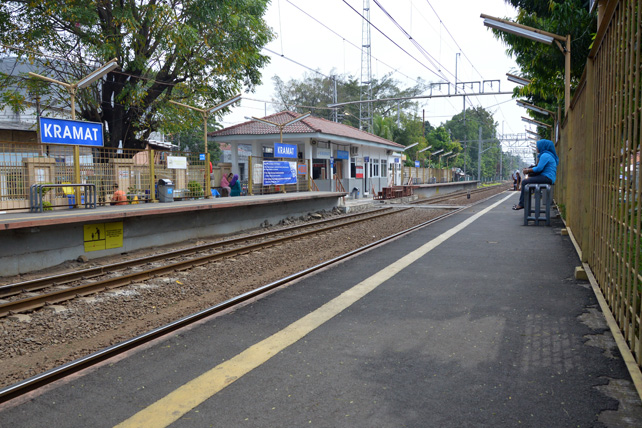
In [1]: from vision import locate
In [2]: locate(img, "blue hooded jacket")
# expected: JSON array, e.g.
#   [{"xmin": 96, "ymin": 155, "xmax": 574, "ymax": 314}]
[{"xmin": 532, "ymin": 139, "xmax": 558, "ymax": 184}]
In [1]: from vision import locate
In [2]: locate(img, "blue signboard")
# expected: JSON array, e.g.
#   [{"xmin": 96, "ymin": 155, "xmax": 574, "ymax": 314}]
[
  {"xmin": 199, "ymin": 154, "xmax": 206, "ymax": 161},
  {"xmin": 336, "ymin": 150, "xmax": 349, "ymax": 160},
  {"xmin": 39, "ymin": 117, "xmax": 104, "ymax": 146},
  {"xmin": 274, "ymin": 143, "xmax": 297, "ymax": 158},
  {"xmin": 415, "ymin": 160, "xmax": 420, "ymax": 168},
  {"xmin": 395, "ymin": 158, "xmax": 400, "ymax": 164},
  {"xmin": 264, "ymin": 161, "xmax": 297, "ymax": 185}
]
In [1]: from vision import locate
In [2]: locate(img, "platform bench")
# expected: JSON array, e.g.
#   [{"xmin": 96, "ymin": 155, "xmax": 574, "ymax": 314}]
[
  {"xmin": 30, "ymin": 183, "xmax": 97, "ymax": 213},
  {"xmin": 523, "ymin": 183, "xmax": 553, "ymax": 226}
]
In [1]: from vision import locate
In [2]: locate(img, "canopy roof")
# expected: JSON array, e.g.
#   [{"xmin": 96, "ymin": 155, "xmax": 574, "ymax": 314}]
[{"xmin": 210, "ymin": 111, "xmax": 404, "ymax": 150}]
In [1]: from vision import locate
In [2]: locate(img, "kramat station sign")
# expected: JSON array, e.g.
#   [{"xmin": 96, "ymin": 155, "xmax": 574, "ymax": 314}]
[{"xmin": 39, "ymin": 117, "xmax": 104, "ymax": 147}]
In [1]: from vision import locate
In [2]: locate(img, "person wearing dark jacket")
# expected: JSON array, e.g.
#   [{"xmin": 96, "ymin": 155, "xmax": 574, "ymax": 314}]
[{"xmin": 513, "ymin": 139, "xmax": 558, "ymax": 210}]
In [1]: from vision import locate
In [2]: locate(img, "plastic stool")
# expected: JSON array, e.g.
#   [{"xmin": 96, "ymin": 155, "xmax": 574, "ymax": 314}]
[{"xmin": 523, "ymin": 184, "xmax": 553, "ymax": 226}]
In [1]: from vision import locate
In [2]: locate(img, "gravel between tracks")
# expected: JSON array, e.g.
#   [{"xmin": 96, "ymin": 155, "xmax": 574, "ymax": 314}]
[{"xmin": 0, "ymin": 186, "xmax": 509, "ymax": 390}]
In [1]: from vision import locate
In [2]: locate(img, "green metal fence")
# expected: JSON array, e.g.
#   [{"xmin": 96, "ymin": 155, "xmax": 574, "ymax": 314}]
[{"xmin": 557, "ymin": 0, "xmax": 641, "ymax": 366}]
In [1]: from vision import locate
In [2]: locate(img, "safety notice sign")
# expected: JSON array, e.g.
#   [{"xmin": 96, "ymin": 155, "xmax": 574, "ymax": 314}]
[{"xmin": 83, "ymin": 221, "xmax": 123, "ymax": 252}]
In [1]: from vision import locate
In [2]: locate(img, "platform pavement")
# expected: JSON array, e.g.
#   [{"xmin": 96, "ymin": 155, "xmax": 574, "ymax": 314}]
[{"xmin": 2, "ymin": 191, "xmax": 641, "ymax": 427}]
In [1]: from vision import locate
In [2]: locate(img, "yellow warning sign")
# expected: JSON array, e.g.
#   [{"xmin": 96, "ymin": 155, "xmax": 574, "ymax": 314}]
[
  {"xmin": 84, "ymin": 222, "xmax": 123, "ymax": 252},
  {"xmin": 105, "ymin": 221, "xmax": 124, "ymax": 249}
]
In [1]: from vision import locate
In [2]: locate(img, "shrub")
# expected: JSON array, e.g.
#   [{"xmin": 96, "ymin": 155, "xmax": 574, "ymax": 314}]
[{"xmin": 187, "ymin": 180, "xmax": 204, "ymax": 198}]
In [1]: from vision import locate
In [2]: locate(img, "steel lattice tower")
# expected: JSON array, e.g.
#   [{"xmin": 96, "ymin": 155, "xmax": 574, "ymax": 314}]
[{"xmin": 360, "ymin": 0, "xmax": 372, "ymax": 132}]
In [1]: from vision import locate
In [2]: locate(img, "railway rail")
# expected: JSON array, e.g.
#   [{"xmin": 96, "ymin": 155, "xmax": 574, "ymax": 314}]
[
  {"xmin": 0, "ymin": 207, "xmax": 410, "ymax": 317},
  {"xmin": 0, "ymin": 184, "xmax": 508, "ymax": 404},
  {"xmin": 411, "ymin": 185, "xmax": 499, "ymax": 205},
  {"xmin": 0, "ymin": 185, "xmax": 506, "ymax": 319}
]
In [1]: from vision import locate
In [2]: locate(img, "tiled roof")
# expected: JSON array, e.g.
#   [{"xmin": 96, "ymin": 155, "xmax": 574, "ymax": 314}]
[{"xmin": 211, "ymin": 111, "xmax": 403, "ymax": 149}]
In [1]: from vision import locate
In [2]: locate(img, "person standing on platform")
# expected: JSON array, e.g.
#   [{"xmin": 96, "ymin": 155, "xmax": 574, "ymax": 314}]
[
  {"xmin": 229, "ymin": 174, "xmax": 241, "ymax": 197},
  {"xmin": 220, "ymin": 172, "xmax": 232, "ymax": 197},
  {"xmin": 512, "ymin": 139, "xmax": 558, "ymax": 211}
]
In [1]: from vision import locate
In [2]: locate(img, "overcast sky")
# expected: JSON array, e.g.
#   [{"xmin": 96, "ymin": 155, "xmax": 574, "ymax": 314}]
[{"xmin": 223, "ymin": 0, "xmax": 533, "ymax": 154}]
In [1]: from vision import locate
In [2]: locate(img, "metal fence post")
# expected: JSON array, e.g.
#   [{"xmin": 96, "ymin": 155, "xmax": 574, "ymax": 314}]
[
  {"xmin": 73, "ymin": 145, "xmax": 81, "ymax": 208},
  {"xmin": 248, "ymin": 155, "xmax": 253, "ymax": 195},
  {"xmin": 581, "ymin": 61, "xmax": 595, "ymax": 263},
  {"xmin": 206, "ymin": 152, "xmax": 212, "ymax": 198},
  {"xmin": 149, "ymin": 149, "xmax": 157, "ymax": 202}
]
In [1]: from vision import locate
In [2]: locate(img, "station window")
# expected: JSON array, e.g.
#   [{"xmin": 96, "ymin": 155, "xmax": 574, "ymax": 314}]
[
  {"xmin": 312, "ymin": 159, "xmax": 326, "ymax": 180},
  {"xmin": 350, "ymin": 157, "xmax": 356, "ymax": 178},
  {"xmin": 381, "ymin": 159, "xmax": 387, "ymax": 177},
  {"xmin": 370, "ymin": 159, "xmax": 380, "ymax": 177}
]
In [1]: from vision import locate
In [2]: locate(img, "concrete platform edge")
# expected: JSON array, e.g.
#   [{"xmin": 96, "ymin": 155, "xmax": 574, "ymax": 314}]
[{"xmin": 565, "ymin": 224, "xmax": 642, "ymax": 402}]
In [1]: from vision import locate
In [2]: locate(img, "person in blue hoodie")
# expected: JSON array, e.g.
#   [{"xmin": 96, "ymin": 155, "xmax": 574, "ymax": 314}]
[{"xmin": 513, "ymin": 139, "xmax": 559, "ymax": 210}]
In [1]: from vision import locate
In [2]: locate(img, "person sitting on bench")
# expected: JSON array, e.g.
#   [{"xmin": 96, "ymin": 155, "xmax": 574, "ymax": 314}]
[
  {"xmin": 220, "ymin": 172, "xmax": 232, "ymax": 197},
  {"xmin": 111, "ymin": 183, "xmax": 128, "ymax": 205},
  {"xmin": 230, "ymin": 174, "xmax": 241, "ymax": 197},
  {"xmin": 513, "ymin": 139, "xmax": 558, "ymax": 211}
]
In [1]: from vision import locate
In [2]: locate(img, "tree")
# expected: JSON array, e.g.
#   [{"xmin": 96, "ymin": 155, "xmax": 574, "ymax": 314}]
[
  {"xmin": 272, "ymin": 72, "xmax": 427, "ymax": 130},
  {"xmin": 0, "ymin": 0, "xmax": 274, "ymax": 149},
  {"xmin": 373, "ymin": 115, "xmax": 395, "ymax": 141},
  {"xmin": 494, "ymin": 1, "xmax": 597, "ymax": 122},
  {"xmin": 171, "ymin": 121, "xmax": 223, "ymax": 161},
  {"xmin": 444, "ymin": 107, "xmax": 497, "ymax": 180}
]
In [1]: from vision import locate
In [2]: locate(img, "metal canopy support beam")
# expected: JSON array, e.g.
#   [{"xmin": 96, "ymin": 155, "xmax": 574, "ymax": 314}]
[{"xmin": 328, "ymin": 89, "xmax": 513, "ymax": 108}]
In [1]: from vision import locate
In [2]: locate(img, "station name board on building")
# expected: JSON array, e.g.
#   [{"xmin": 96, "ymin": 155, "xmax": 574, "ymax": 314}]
[
  {"xmin": 336, "ymin": 150, "xmax": 349, "ymax": 160},
  {"xmin": 274, "ymin": 143, "xmax": 297, "ymax": 158},
  {"xmin": 39, "ymin": 117, "xmax": 104, "ymax": 147}
]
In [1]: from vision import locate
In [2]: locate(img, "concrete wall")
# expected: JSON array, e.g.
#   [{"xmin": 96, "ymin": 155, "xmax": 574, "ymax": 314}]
[
  {"xmin": 0, "ymin": 196, "xmax": 341, "ymax": 276},
  {"xmin": 413, "ymin": 181, "xmax": 479, "ymax": 199}
]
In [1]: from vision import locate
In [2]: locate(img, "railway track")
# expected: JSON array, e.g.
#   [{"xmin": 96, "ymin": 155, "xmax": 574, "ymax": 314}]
[
  {"xmin": 0, "ymin": 185, "xmax": 507, "ymax": 318},
  {"xmin": 0, "ymin": 206, "xmax": 411, "ymax": 317},
  {"xmin": 0, "ymin": 186, "xmax": 507, "ymax": 404},
  {"xmin": 411, "ymin": 184, "xmax": 504, "ymax": 205}
]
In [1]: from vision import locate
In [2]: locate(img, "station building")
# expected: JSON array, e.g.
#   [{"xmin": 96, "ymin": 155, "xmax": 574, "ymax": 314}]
[{"xmin": 210, "ymin": 111, "xmax": 405, "ymax": 198}]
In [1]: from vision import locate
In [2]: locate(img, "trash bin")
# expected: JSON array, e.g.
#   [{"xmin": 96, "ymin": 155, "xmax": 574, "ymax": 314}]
[
  {"xmin": 67, "ymin": 194, "xmax": 85, "ymax": 208},
  {"xmin": 351, "ymin": 187, "xmax": 360, "ymax": 199},
  {"xmin": 158, "ymin": 179, "xmax": 174, "ymax": 202}
]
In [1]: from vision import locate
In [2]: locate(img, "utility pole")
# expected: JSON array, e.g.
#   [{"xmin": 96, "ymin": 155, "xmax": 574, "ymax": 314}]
[
  {"xmin": 499, "ymin": 143, "xmax": 503, "ymax": 180},
  {"xmin": 477, "ymin": 126, "xmax": 482, "ymax": 181},
  {"xmin": 333, "ymin": 76, "xmax": 338, "ymax": 122},
  {"xmin": 455, "ymin": 53, "xmax": 460, "ymax": 94},
  {"xmin": 360, "ymin": 0, "xmax": 372, "ymax": 132}
]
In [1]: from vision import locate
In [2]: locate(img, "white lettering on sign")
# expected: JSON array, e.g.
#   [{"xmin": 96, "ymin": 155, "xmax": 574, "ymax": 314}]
[
  {"xmin": 43, "ymin": 122, "xmax": 99, "ymax": 141},
  {"xmin": 277, "ymin": 146, "xmax": 296, "ymax": 156},
  {"xmin": 40, "ymin": 117, "xmax": 103, "ymax": 147},
  {"xmin": 73, "ymin": 127, "xmax": 84, "ymax": 140}
]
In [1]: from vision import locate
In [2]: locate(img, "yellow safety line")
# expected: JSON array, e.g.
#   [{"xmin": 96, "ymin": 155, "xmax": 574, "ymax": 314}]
[{"xmin": 115, "ymin": 194, "xmax": 512, "ymax": 428}]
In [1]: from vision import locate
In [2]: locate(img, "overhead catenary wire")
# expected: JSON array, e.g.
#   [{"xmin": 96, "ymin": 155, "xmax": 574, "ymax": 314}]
[
  {"xmin": 372, "ymin": 0, "xmax": 451, "ymax": 82},
  {"xmin": 284, "ymin": 0, "xmax": 425, "ymax": 87},
  {"xmin": 341, "ymin": 0, "xmax": 446, "ymax": 82},
  {"xmin": 408, "ymin": 0, "xmax": 517, "ymax": 134},
  {"xmin": 1, "ymin": 3, "xmax": 519, "ymax": 135}
]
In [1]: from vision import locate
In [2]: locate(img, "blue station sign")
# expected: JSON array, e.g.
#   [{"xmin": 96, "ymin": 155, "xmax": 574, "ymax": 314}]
[
  {"xmin": 39, "ymin": 117, "xmax": 104, "ymax": 147},
  {"xmin": 274, "ymin": 143, "xmax": 297, "ymax": 158},
  {"xmin": 336, "ymin": 150, "xmax": 349, "ymax": 160},
  {"xmin": 264, "ymin": 161, "xmax": 298, "ymax": 185}
]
